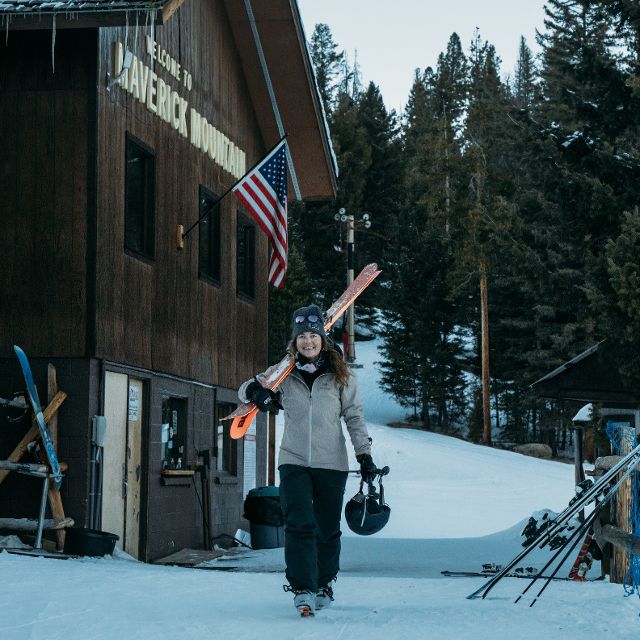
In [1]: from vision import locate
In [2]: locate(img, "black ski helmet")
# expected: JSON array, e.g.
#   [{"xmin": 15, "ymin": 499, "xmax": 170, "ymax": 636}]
[{"xmin": 345, "ymin": 469, "xmax": 390, "ymax": 536}]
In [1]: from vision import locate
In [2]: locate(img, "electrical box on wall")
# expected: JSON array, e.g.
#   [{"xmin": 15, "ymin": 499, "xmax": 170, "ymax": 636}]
[{"xmin": 92, "ymin": 415, "xmax": 107, "ymax": 447}]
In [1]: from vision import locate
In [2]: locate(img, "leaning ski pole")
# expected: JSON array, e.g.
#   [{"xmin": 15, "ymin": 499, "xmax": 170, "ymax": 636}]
[
  {"xmin": 223, "ymin": 263, "xmax": 381, "ymax": 440},
  {"xmin": 467, "ymin": 443, "xmax": 640, "ymax": 600},
  {"xmin": 514, "ymin": 506, "xmax": 598, "ymax": 604},
  {"xmin": 519, "ymin": 499, "xmax": 609, "ymax": 607},
  {"xmin": 520, "ymin": 457, "xmax": 639, "ymax": 606}
]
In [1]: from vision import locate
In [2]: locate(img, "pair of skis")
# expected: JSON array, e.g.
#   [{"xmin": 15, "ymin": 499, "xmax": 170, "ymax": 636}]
[
  {"xmin": 223, "ymin": 263, "xmax": 381, "ymax": 440},
  {"xmin": 467, "ymin": 442, "xmax": 640, "ymax": 602},
  {"xmin": 442, "ymin": 569, "xmax": 600, "ymax": 582}
]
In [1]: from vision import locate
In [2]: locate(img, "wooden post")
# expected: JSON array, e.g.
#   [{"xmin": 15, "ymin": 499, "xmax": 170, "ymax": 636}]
[
  {"xmin": 268, "ymin": 412, "xmax": 276, "ymax": 486},
  {"xmin": 574, "ymin": 426, "xmax": 585, "ymax": 522},
  {"xmin": 480, "ymin": 259, "xmax": 491, "ymax": 446},
  {"xmin": 47, "ymin": 365, "xmax": 67, "ymax": 551},
  {"xmin": 612, "ymin": 434, "xmax": 634, "ymax": 583},
  {"xmin": 47, "ymin": 365, "xmax": 59, "ymax": 450}
]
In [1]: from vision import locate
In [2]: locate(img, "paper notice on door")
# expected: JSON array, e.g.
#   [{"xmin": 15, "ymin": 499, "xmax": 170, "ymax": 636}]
[{"xmin": 128, "ymin": 384, "xmax": 140, "ymax": 421}]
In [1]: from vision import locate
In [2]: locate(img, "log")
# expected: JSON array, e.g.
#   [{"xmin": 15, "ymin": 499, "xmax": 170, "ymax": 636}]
[
  {"xmin": 595, "ymin": 455, "xmax": 623, "ymax": 472},
  {"xmin": 0, "ymin": 390, "xmax": 66, "ymax": 485},
  {"xmin": 0, "ymin": 461, "xmax": 49, "ymax": 475},
  {"xmin": 593, "ymin": 519, "xmax": 640, "ymax": 556},
  {"xmin": 0, "ymin": 517, "xmax": 74, "ymax": 532}
]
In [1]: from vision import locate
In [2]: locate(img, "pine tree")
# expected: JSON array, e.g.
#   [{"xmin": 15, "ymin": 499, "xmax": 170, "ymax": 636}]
[
  {"xmin": 378, "ymin": 38, "xmax": 469, "ymax": 431},
  {"xmin": 309, "ymin": 23, "xmax": 345, "ymax": 117},
  {"xmin": 513, "ymin": 36, "xmax": 537, "ymax": 110},
  {"xmin": 356, "ymin": 82, "xmax": 402, "ymax": 304}
]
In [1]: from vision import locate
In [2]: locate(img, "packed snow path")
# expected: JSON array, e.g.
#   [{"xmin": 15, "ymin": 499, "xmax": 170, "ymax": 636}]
[{"xmin": 1, "ymin": 340, "xmax": 638, "ymax": 638}]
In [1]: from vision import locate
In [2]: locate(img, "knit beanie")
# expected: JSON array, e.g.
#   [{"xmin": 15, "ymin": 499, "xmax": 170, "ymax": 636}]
[{"xmin": 291, "ymin": 304, "xmax": 326, "ymax": 339}]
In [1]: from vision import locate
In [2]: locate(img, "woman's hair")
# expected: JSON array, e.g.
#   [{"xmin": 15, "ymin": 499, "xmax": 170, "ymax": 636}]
[{"xmin": 288, "ymin": 335, "xmax": 351, "ymax": 386}]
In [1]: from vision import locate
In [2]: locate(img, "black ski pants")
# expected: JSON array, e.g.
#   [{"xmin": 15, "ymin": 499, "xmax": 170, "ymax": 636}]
[{"xmin": 279, "ymin": 464, "xmax": 348, "ymax": 592}]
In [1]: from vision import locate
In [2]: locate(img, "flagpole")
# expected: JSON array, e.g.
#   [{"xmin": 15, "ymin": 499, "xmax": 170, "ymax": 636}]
[{"xmin": 180, "ymin": 134, "xmax": 288, "ymax": 242}]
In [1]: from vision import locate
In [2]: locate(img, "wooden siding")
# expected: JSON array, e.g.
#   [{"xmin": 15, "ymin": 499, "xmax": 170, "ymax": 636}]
[
  {"xmin": 95, "ymin": 0, "xmax": 269, "ymax": 390},
  {"xmin": 0, "ymin": 29, "xmax": 94, "ymax": 358}
]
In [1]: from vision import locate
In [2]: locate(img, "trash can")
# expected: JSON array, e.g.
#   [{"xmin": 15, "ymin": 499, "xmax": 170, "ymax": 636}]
[{"xmin": 243, "ymin": 486, "xmax": 285, "ymax": 549}]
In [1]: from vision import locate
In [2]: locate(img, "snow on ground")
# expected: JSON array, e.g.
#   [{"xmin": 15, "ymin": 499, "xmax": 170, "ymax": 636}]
[{"xmin": 1, "ymin": 339, "xmax": 639, "ymax": 639}]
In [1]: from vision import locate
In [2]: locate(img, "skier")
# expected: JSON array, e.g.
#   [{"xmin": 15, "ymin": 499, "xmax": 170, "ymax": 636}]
[{"xmin": 238, "ymin": 304, "xmax": 377, "ymax": 616}]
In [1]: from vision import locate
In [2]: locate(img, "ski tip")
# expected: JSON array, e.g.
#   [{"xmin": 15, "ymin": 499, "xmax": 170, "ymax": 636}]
[{"xmin": 297, "ymin": 606, "xmax": 314, "ymax": 617}]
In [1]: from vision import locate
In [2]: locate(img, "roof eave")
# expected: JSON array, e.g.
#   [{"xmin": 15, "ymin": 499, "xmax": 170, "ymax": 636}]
[
  {"xmin": 0, "ymin": 1, "xmax": 179, "ymax": 30},
  {"xmin": 223, "ymin": 0, "xmax": 337, "ymax": 201}
]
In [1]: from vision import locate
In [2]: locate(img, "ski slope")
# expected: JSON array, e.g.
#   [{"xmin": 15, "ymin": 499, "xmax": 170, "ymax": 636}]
[{"xmin": 1, "ymin": 339, "xmax": 638, "ymax": 639}]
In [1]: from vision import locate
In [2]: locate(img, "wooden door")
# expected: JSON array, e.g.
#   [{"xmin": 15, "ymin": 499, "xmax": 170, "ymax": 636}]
[
  {"xmin": 102, "ymin": 372, "xmax": 144, "ymax": 558},
  {"xmin": 102, "ymin": 372, "xmax": 127, "ymax": 545},
  {"xmin": 125, "ymin": 378, "xmax": 143, "ymax": 555}
]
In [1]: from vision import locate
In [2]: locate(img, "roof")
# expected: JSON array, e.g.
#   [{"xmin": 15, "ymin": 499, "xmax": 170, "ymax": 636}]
[
  {"xmin": 0, "ymin": 0, "xmax": 180, "ymax": 26},
  {"xmin": 531, "ymin": 341, "xmax": 639, "ymax": 405},
  {"xmin": 223, "ymin": 0, "xmax": 337, "ymax": 199},
  {"xmin": 531, "ymin": 342, "xmax": 603, "ymax": 387}
]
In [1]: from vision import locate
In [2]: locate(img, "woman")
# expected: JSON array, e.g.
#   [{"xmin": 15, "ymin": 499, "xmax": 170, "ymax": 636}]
[{"xmin": 238, "ymin": 304, "xmax": 377, "ymax": 616}]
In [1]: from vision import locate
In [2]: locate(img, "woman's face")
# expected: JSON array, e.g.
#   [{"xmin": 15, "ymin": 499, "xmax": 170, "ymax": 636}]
[{"xmin": 295, "ymin": 332, "xmax": 323, "ymax": 361}]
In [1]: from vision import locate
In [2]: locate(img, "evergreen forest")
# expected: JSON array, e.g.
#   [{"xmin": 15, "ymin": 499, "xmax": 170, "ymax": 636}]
[{"xmin": 269, "ymin": 0, "xmax": 640, "ymax": 450}]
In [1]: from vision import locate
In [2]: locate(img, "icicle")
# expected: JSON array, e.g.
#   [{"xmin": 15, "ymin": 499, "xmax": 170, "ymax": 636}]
[
  {"xmin": 51, "ymin": 14, "xmax": 56, "ymax": 74},
  {"xmin": 5, "ymin": 15, "xmax": 9, "ymax": 47},
  {"xmin": 151, "ymin": 10, "xmax": 156, "ymax": 65},
  {"xmin": 124, "ymin": 9, "xmax": 129, "ymax": 51},
  {"xmin": 134, "ymin": 10, "xmax": 139, "ymax": 53}
]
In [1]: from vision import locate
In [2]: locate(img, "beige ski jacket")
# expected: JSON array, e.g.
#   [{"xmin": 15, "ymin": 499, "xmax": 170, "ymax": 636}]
[{"xmin": 239, "ymin": 369, "xmax": 371, "ymax": 472}]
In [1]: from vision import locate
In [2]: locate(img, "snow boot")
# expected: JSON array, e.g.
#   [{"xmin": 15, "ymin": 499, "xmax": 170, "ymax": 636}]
[
  {"xmin": 283, "ymin": 585, "xmax": 315, "ymax": 616},
  {"xmin": 315, "ymin": 584, "xmax": 334, "ymax": 610}
]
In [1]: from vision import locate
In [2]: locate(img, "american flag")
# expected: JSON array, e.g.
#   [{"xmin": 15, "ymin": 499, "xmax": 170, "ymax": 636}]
[{"xmin": 232, "ymin": 140, "xmax": 288, "ymax": 288}]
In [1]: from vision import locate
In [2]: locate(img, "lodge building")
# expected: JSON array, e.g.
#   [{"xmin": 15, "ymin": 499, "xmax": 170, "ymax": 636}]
[{"xmin": 0, "ymin": 0, "xmax": 336, "ymax": 561}]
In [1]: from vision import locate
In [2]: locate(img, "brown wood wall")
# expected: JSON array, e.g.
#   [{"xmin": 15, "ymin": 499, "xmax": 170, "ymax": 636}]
[
  {"xmin": 95, "ymin": 0, "xmax": 268, "ymax": 390},
  {"xmin": 0, "ymin": 29, "xmax": 95, "ymax": 358}
]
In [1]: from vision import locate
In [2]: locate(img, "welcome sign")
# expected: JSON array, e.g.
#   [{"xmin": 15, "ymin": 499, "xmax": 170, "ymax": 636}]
[{"xmin": 112, "ymin": 40, "xmax": 247, "ymax": 180}]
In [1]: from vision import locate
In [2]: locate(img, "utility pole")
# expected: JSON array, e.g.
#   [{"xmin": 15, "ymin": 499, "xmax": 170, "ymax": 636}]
[
  {"xmin": 480, "ymin": 258, "xmax": 492, "ymax": 446},
  {"xmin": 334, "ymin": 208, "xmax": 372, "ymax": 364},
  {"xmin": 346, "ymin": 213, "xmax": 355, "ymax": 363}
]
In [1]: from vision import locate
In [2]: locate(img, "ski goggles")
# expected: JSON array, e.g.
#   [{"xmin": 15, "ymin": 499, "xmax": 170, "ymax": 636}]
[{"xmin": 294, "ymin": 314, "xmax": 321, "ymax": 324}]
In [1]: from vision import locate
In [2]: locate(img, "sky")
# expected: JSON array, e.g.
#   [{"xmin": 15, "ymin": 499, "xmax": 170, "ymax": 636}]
[{"xmin": 298, "ymin": 0, "xmax": 547, "ymax": 114}]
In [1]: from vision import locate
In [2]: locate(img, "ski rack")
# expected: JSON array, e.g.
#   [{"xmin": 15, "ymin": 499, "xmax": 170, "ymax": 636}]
[{"xmin": 467, "ymin": 443, "xmax": 640, "ymax": 601}]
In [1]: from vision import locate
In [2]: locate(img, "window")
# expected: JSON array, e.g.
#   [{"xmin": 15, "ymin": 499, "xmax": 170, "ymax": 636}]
[
  {"xmin": 161, "ymin": 396, "xmax": 187, "ymax": 470},
  {"xmin": 236, "ymin": 211, "xmax": 255, "ymax": 298},
  {"xmin": 125, "ymin": 134, "xmax": 155, "ymax": 259},
  {"xmin": 198, "ymin": 186, "xmax": 221, "ymax": 283},
  {"xmin": 215, "ymin": 402, "xmax": 238, "ymax": 475}
]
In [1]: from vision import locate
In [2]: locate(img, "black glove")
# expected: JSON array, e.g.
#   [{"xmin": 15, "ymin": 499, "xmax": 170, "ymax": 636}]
[
  {"xmin": 246, "ymin": 380, "xmax": 282, "ymax": 413},
  {"xmin": 356, "ymin": 453, "xmax": 377, "ymax": 483}
]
